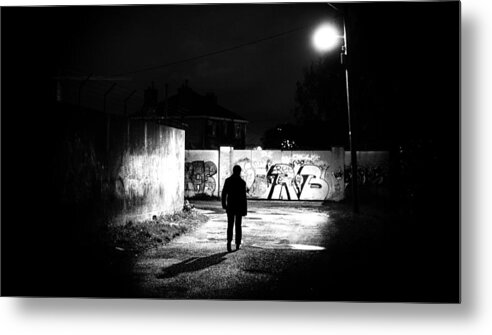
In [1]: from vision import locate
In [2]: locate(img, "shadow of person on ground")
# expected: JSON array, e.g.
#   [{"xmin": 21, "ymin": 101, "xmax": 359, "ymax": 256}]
[{"xmin": 156, "ymin": 252, "xmax": 229, "ymax": 279}]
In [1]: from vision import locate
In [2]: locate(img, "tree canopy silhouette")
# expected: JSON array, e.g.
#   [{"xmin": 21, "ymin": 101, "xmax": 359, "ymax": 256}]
[{"xmin": 292, "ymin": 53, "xmax": 349, "ymax": 149}]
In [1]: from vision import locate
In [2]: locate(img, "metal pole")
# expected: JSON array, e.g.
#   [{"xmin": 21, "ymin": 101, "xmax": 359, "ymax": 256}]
[
  {"xmin": 124, "ymin": 90, "xmax": 137, "ymax": 116},
  {"xmin": 124, "ymin": 90, "xmax": 137, "ymax": 149},
  {"xmin": 165, "ymin": 83, "xmax": 169, "ymax": 121},
  {"xmin": 103, "ymin": 83, "xmax": 117, "ymax": 113},
  {"xmin": 78, "ymin": 73, "xmax": 93, "ymax": 107},
  {"xmin": 104, "ymin": 83, "xmax": 117, "ymax": 153},
  {"xmin": 342, "ymin": 14, "xmax": 359, "ymax": 214}
]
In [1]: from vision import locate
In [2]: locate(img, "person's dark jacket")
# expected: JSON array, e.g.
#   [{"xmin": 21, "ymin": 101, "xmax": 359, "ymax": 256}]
[{"xmin": 221, "ymin": 174, "xmax": 247, "ymax": 216}]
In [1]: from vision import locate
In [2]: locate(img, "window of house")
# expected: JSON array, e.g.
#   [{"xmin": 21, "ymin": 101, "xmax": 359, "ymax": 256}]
[
  {"xmin": 234, "ymin": 123, "xmax": 242, "ymax": 139},
  {"xmin": 207, "ymin": 120, "xmax": 217, "ymax": 137},
  {"xmin": 223, "ymin": 121, "xmax": 228, "ymax": 137}
]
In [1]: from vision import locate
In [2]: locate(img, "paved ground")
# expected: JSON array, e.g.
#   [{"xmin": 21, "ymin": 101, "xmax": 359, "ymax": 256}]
[{"xmin": 129, "ymin": 200, "xmax": 349, "ymax": 300}]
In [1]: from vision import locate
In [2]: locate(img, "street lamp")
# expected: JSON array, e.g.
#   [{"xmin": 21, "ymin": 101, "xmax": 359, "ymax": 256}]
[
  {"xmin": 312, "ymin": 14, "xmax": 359, "ymax": 214},
  {"xmin": 312, "ymin": 23, "xmax": 340, "ymax": 52}
]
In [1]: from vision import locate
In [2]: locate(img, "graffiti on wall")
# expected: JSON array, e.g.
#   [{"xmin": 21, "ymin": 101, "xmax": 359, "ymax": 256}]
[
  {"xmin": 185, "ymin": 160, "xmax": 218, "ymax": 197},
  {"xmin": 265, "ymin": 164, "xmax": 333, "ymax": 200},
  {"xmin": 185, "ymin": 149, "xmax": 389, "ymax": 201},
  {"xmin": 234, "ymin": 158, "xmax": 257, "ymax": 191},
  {"xmin": 266, "ymin": 164, "xmax": 297, "ymax": 200},
  {"xmin": 333, "ymin": 168, "xmax": 344, "ymax": 195},
  {"xmin": 232, "ymin": 157, "xmax": 339, "ymax": 201},
  {"xmin": 344, "ymin": 165, "xmax": 387, "ymax": 188}
]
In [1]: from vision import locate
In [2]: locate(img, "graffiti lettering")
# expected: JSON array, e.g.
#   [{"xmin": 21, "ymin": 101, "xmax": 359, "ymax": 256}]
[
  {"xmin": 266, "ymin": 164, "xmax": 298, "ymax": 200},
  {"xmin": 249, "ymin": 175, "xmax": 269, "ymax": 197},
  {"xmin": 185, "ymin": 150, "xmax": 388, "ymax": 201},
  {"xmin": 227, "ymin": 160, "xmax": 337, "ymax": 201},
  {"xmin": 185, "ymin": 160, "xmax": 217, "ymax": 197},
  {"xmin": 234, "ymin": 158, "xmax": 256, "ymax": 191},
  {"xmin": 262, "ymin": 164, "xmax": 332, "ymax": 200},
  {"xmin": 332, "ymin": 168, "xmax": 344, "ymax": 195},
  {"xmin": 296, "ymin": 165, "xmax": 330, "ymax": 200},
  {"xmin": 344, "ymin": 165, "xmax": 387, "ymax": 188}
]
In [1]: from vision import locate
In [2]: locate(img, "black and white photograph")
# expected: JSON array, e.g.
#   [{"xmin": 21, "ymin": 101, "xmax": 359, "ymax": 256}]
[{"xmin": 1, "ymin": 0, "xmax": 459, "ymax": 305}]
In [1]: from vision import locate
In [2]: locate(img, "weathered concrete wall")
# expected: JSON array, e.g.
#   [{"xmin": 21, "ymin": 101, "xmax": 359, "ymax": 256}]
[
  {"xmin": 112, "ymin": 120, "xmax": 185, "ymax": 224},
  {"xmin": 186, "ymin": 147, "xmax": 346, "ymax": 201},
  {"xmin": 56, "ymin": 105, "xmax": 185, "ymax": 226}
]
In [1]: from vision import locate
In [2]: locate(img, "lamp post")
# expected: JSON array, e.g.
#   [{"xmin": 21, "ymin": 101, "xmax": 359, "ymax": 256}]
[{"xmin": 312, "ymin": 13, "xmax": 359, "ymax": 213}]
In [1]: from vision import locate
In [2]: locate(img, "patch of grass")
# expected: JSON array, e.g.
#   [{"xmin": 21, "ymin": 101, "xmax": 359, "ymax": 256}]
[
  {"xmin": 107, "ymin": 209, "xmax": 209, "ymax": 254},
  {"xmin": 186, "ymin": 194, "xmax": 220, "ymax": 201}
]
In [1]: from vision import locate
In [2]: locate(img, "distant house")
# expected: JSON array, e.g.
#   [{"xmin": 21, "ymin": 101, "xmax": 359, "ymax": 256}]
[{"xmin": 154, "ymin": 82, "xmax": 248, "ymax": 149}]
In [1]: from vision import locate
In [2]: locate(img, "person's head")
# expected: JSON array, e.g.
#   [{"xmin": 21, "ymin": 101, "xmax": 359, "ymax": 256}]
[{"xmin": 232, "ymin": 165, "xmax": 242, "ymax": 176}]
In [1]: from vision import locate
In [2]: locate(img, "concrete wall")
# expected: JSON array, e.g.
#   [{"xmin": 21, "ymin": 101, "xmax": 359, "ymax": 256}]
[
  {"xmin": 185, "ymin": 148, "xmax": 389, "ymax": 201},
  {"xmin": 113, "ymin": 120, "xmax": 185, "ymax": 224},
  {"xmin": 185, "ymin": 147, "xmax": 346, "ymax": 201},
  {"xmin": 344, "ymin": 151, "xmax": 389, "ymax": 188},
  {"xmin": 56, "ymin": 105, "xmax": 185, "ymax": 226}
]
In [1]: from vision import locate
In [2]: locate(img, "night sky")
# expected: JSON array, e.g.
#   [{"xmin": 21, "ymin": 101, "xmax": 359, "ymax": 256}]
[
  {"xmin": 46, "ymin": 3, "xmax": 339, "ymax": 145},
  {"xmin": 2, "ymin": 2, "xmax": 458, "ymax": 147}
]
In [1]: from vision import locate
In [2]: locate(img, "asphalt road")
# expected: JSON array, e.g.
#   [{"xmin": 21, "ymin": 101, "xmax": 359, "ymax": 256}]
[
  {"xmin": 121, "ymin": 199, "xmax": 457, "ymax": 302},
  {"xmin": 130, "ymin": 200, "xmax": 348, "ymax": 300}
]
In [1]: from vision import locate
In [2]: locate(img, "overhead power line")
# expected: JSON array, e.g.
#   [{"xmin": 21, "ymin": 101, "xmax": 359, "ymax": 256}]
[
  {"xmin": 54, "ymin": 75, "xmax": 131, "ymax": 81},
  {"xmin": 111, "ymin": 24, "xmax": 311, "ymax": 77}
]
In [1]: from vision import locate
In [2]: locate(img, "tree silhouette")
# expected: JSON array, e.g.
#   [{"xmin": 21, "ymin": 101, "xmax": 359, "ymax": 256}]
[
  {"xmin": 293, "ymin": 55, "xmax": 348, "ymax": 149},
  {"xmin": 293, "ymin": 52, "xmax": 394, "ymax": 150},
  {"xmin": 261, "ymin": 123, "xmax": 300, "ymax": 150}
]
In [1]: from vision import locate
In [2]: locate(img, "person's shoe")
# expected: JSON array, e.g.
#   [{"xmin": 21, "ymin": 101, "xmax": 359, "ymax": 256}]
[
  {"xmin": 235, "ymin": 244, "xmax": 240, "ymax": 251},
  {"xmin": 227, "ymin": 242, "xmax": 232, "ymax": 252}
]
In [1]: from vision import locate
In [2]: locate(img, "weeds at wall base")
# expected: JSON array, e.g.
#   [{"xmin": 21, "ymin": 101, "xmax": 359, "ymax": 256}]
[{"xmin": 106, "ymin": 209, "xmax": 209, "ymax": 254}]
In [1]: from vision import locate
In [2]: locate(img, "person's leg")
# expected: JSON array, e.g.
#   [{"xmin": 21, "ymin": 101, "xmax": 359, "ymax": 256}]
[
  {"xmin": 235, "ymin": 215, "xmax": 242, "ymax": 249},
  {"xmin": 227, "ymin": 213, "xmax": 234, "ymax": 252}
]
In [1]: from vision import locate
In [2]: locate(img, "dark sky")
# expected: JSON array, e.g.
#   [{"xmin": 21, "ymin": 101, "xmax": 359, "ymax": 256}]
[
  {"xmin": 41, "ymin": 4, "xmax": 339, "ymax": 144},
  {"xmin": 2, "ymin": 2, "xmax": 459, "ymax": 146}
]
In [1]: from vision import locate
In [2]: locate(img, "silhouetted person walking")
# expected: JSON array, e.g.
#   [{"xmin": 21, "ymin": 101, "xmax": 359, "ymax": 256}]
[{"xmin": 221, "ymin": 165, "xmax": 247, "ymax": 252}]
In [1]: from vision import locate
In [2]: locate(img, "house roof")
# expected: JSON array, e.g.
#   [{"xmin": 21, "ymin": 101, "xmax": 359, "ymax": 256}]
[{"xmin": 156, "ymin": 85, "xmax": 248, "ymax": 122}]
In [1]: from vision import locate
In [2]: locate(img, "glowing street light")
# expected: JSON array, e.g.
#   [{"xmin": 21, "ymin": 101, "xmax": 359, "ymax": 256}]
[
  {"xmin": 312, "ymin": 23, "xmax": 341, "ymax": 53},
  {"xmin": 312, "ymin": 12, "xmax": 359, "ymax": 213}
]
